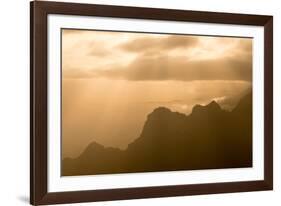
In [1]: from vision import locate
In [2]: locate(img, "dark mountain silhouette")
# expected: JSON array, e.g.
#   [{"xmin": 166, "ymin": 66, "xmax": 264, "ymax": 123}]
[{"xmin": 62, "ymin": 93, "xmax": 252, "ymax": 176}]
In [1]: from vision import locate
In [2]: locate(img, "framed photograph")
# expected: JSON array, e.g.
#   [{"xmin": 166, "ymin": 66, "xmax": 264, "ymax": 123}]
[{"xmin": 30, "ymin": 1, "xmax": 273, "ymax": 205}]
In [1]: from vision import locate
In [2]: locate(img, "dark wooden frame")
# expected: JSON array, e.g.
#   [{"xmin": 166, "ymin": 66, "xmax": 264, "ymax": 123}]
[{"xmin": 30, "ymin": 1, "xmax": 273, "ymax": 205}]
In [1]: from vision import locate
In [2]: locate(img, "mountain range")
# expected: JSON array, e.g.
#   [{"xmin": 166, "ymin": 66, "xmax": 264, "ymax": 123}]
[{"xmin": 62, "ymin": 93, "xmax": 252, "ymax": 176}]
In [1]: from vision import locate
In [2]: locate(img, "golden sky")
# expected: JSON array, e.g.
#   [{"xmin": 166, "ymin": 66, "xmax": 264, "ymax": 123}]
[{"xmin": 62, "ymin": 29, "xmax": 252, "ymax": 158}]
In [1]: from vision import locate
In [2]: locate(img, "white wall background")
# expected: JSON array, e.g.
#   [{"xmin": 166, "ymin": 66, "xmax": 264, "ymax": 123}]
[{"xmin": 0, "ymin": 0, "xmax": 279, "ymax": 205}]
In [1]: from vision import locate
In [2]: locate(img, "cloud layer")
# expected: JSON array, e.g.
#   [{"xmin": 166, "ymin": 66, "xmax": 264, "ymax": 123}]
[
  {"xmin": 121, "ymin": 35, "xmax": 198, "ymax": 53},
  {"xmin": 62, "ymin": 29, "xmax": 252, "ymax": 82}
]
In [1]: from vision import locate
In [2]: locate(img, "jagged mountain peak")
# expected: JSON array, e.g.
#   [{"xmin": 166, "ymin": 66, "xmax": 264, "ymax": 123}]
[
  {"xmin": 207, "ymin": 100, "xmax": 221, "ymax": 108},
  {"xmin": 80, "ymin": 141, "xmax": 105, "ymax": 157},
  {"xmin": 191, "ymin": 100, "xmax": 221, "ymax": 115},
  {"xmin": 86, "ymin": 141, "xmax": 104, "ymax": 149},
  {"xmin": 151, "ymin": 106, "xmax": 172, "ymax": 114},
  {"xmin": 147, "ymin": 106, "xmax": 186, "ymax": 119}
]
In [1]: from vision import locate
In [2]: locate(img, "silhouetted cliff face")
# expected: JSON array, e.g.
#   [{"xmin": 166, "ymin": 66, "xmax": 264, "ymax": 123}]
[{"xmin": 62, "ymin": 93, "xmax": 252, "ymax": 176}]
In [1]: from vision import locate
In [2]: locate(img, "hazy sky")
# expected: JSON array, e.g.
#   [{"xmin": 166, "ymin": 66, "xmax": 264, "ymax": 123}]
[{"xmin": 62, "ymin": 29, "xmax": 252, "ymax": 158}]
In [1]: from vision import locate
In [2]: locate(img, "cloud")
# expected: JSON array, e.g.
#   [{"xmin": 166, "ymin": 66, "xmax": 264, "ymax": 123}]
[
  {"xmin": 235, "ymin": 39, "xmax": 252, "ymax": 59},
  {"xmin": 240, "ymin": 38, "xmax": 252, "ymax": 51},
  {"xmin": 62, "ymin": 30, "xmax": 252, "ymax": 82},
  {"xmin": 87, "ymin": 43, "xmax": 110, "ymax": 57},
  {"xmin": 63, "ymin": 29, "xmax": 87, "ymax": 35},
  {"xmin": 65, "ymin": 53, "xmax": 252, "ymax": 82},
  {"xmin": 120, "ymin": 35, "xmax": 199, "ymax": 53}
]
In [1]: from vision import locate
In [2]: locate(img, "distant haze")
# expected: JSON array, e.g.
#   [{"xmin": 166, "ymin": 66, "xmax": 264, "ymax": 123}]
[{"xmin": 62, "ymin": 29, "xmax": 252, "ymax": 158}]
